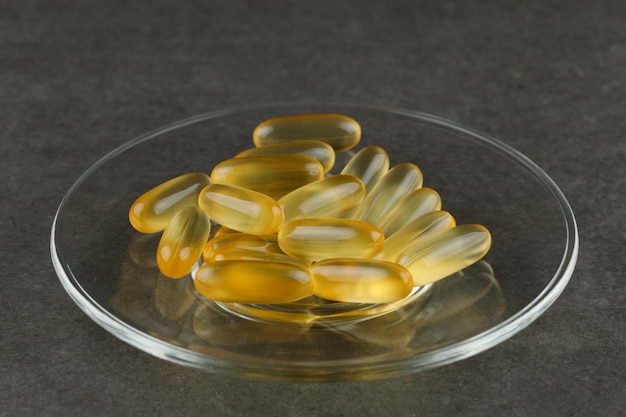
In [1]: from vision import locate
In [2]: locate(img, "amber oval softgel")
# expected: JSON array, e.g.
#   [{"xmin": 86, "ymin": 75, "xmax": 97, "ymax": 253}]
[
  {"xmin": 378, "ymin": 187, "xmax": 442, "ymax": 236},
  {"xmin": 278, "ymin": 218, "xmax": 384, "ymax": 262},
  {"xmin": 211, "ymin": 155, "xmax": 324, "ymax": 197},
  {"xmin": 396, "ymin": 224, "xmax": 492, "ymax": 286},
  {"xmin": 157, "ymin": 206, "xmax": 211, "ymax": 278},
  {"xmin": 198, "ymin": 183, "xmax": 283, "ymax": 235},
  {"xmin": 129, "ymin": 172, "xmax": 210, "ymax": 233},
  {"xmin": 311, "ymin": 259, "xmax": 414, "ymax": 303},
  {"xmin": 352, "ymin": 162, "xmax": 423, "ymax": 227},
  {"xmin": 203, "ymin": 233, "xmax": 281, "ymax": 262},
  {"xmin": 235, "ymin": 140, "xmax": 336, "ymax": 173},
  {"xmin": 253, "ymin": 114, "xmax": 361, "ymax": 151},
  {"xmin": 195, "ymin": 260, "xmax": 314, "ymax": 303},
  {"xmin": 278, "ymin": 175, "xmax": 365, "ymax": 223},
  {"xmin": 379, "ymin": 211, "xmax": 456, "ymax": 261},
  {"xmin": 340, "ymin": 146, "xmax": 390, "ymax": 193}
]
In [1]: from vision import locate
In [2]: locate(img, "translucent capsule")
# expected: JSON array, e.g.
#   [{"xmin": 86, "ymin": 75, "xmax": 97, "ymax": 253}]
[
  {"xmin": 378, "ymin": 187, "xmax": 442, "ymax": 236},
  {"xmin": 129, "ymin": 172, "xmax": 210, "ymax": 233},
  {"xmin": 157, "ymin": 206, "xmax": 211, "ymax": 278},
  {"xmin": 311, "ymin": 259, "xmax": 413, "ymax": 303},
  {"xmin": 235, "ymin": 140, "xmax": 336, "ymax": 173},
  {"xmin": 210, "ymin": 155, "xmax": 324, "ymax": 197},
  {"xmin": 340, "ymin": 146, "xmax": 390, "ymax": 193},
  {"xmin": 396, "ymin": 224, "xmax": 492, "ymax": 286},
  {"xmin": 278, "ymin": 175, "xmax": 365, "ymax": 223},
  {"xmin": 202, "ymin": 233, "xmax": 286, "ymax": 262},
  {"xmin": 253, "ymin": 114, "xmax": 361, "ymax": 151},
  {"xmin": 198, "ymin": 183, "xmax": 283, "ymax": 235},
  {"xmin": 352, "ymin": 162, "xmax": 423, "ymax": 226},
  {"xmin": 379, "ymin": 211, "xmax": 456, "ymax": 261},
  {"xmin": 194, "ymin": 260, "xmax": 313, "ymax": 304},
  {"xmin": 278, "ymin": 218, "xmax": 384, "ymax": 262}
]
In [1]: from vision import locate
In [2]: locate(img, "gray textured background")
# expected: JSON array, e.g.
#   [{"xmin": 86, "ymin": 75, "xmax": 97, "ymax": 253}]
[{"xmin": 2, "ymin": 0, "xmax": 624, "ymax": 416}]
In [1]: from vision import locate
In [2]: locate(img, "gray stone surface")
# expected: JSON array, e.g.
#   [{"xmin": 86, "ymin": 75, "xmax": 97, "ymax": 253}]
[{"xmin": 2, "ymin": 0, "xmax": 624, "ymax": 415}]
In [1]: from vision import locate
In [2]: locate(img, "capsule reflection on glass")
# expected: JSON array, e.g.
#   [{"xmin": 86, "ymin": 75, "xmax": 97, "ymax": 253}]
[
  {"xmin": 379, "ymin": 211, "xmax": 456, "ymax": 261},
  {"xmin": 378, "ymin": 187, "xmax": 442, "ymax": 236},
  {"xmin": 396, "ymin": 224, "xmax": 492, "ymax": 286},
  {"xmin": 278, "ymin": 218, "xmax": 384, "ymax": 262},
  {"xmin": 352, "ymin": 162, "xmax": 423, "ymax": 227},
  {"xmin": 253, "ymin": 114, "xmax": 361, "ymax": 152},
  {"xmin": 157, "ymin": 206, "xmax": 211, "ymax": 278},
  {"xmin": 235, "ymin": 140, "xmax": 336, "ymax": 173},
  {"xmin": 210, "ymin": 155, "xmax": 324, "ymax": 197},
  {"xmin": 198, "ymin": 183, "xmax": 283, "ymax": 235},
  {"xmin": 129, "ymin": 172, "xmax": 210, "ymax": 233},
  {"xmin": 194, "ymin": 260, "xmax": 313, "ymax": 304},
  {"xmin": 340, "ymin": 146, "xmax": 390, "ymax": 193},
  {"xmin": 311, "ymin": 258, "xmax": 413, "ymax": 303},
  {"xmin": 278, "ymin": 175, "xmax": 365, "ymax": 223}
]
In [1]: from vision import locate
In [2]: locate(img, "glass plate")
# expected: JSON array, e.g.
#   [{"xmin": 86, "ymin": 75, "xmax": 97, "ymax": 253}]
[{"xmin": 51, "ymin": 104, "xmax": 578, "ymax": 382}]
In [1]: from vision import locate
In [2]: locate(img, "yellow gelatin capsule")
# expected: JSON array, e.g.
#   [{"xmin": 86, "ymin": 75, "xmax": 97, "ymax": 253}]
[
  {"xmin": 157, "ymin": 206, "xmax": 211, "ymax": 278},
  {"xmin": 378, "ymin": 187, "xmax": 442, "ymax": 236},
  {"xmin": 340, "ymin": 146, "xmax": 390, "ymax": 193},
  {"xmin": 311, "ymin": 258, "xmax": 414, "ymax": 303},
  {"xmin": 202, "ymin": 233, "xmax": 281, "ymax": 262},
  {"xmin": 379, "ymin": 211, "xmax": 456, "ymax": 261},
  {"xmin": 129, "ymin": 172, "xmax": 210, "ymax": 233},
  {"xmin": 396, "ymin": 224, "xmax": 492, "ymax": 286},
  {"xmin": 235, "ymin": 140, "xmax": 336, "ymax": 173},
  {"xmin": 278, "ymin": 218, "xmax": 384, "ymax": 262},
  {"xmin": 210, "ymin": 155, "xmax": 324, "ymax": 197},
  {"xmin": 278, "ymin": 175, "xmax": 365, "ymax": 223},
  {"xmin": 198, "ymin": 184, "xmax": 283, "ymax": 235},
  {"xmin": 352, "ymin": 162, "xmax": 423, "ymax": 226},
  {"xmin": 253, "ymin": 114, "xmax": 361, "ymax": 152},
  {"xmin": 195, "ymin": 260, "xmax": 313, "ymax": 304}
]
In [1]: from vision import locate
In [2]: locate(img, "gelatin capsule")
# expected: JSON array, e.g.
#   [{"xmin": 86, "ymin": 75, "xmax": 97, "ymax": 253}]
[
  {"xmin": 311, "ymin": 258, "xmax": 413, "ymax": 303},
  {"xmin": 378, "ymin": 187, "xmax": 442, "ymax": 236},
  {"xmin": 202, "ymin": 233, "xmax": 282, "ymax": 262},
  {"xmin": 340, "ymin": 146, "xmax": 390, "ymax": 193},
  {"xmin": 379, "ymin": 211, "xmax": 456, "ymax": 261},
  {"xmin": 278, "ymin": 218, "xmax": 384, "ymax": 262},
  {"xmin": 352, "ymin": 162, "xmax": 423, "ymax": 226},
  {"xmin": 396, "ymin": 224, "xmax": 492, "ymax": 286},
  {"xmin": 210, "ymin": 155, "xmax": 324, "ymax": 197},
  {"xmin": 195, "ymin": 260, "xmax": 313, "ymax": 303},
  {"xmin": 157, "ymin": 206, "xmax": 211, "ymax": 278},
  {"xmin": 278, "ymin": 175, "xmax": 365, "ymax": 223},
  {"xmin": 129, "ymin": 172, "xmax": 210, "ymax": 233},
  {"xmin": 235, "ymin": 140, "xmax": 336, "ymax": 173},
  {"xmin": 253, "ymin": 114, "xmax": 361, "ymax": 151},
  {"xmin": 198, "ymin": 183, "xmax": 283, "ymax": 235}
]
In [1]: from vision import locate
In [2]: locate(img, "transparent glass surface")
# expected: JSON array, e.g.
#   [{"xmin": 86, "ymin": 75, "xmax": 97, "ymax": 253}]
[{"xmin": 51, "ymin": 104, "xmax": 578, "ymax": 382}]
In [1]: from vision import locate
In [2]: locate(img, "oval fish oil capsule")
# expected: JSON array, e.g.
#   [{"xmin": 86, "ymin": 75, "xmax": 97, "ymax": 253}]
[
  {"xmin": 202, "ymin": 233, "xmax": 281, "ymax": 262},
  {"xmin": 157, "ymin": 206, "xmax": 211, "ymax": 278},
  {"xmin": 195, "ymin": 260, "xmax": 313, "ymax": 304},
  {"xmin": 129, "ymin": 172, "xmax": 210, "ymax": 233},
  {"xmin": 311, "ymin": 259, "xmax": 414, "ymax": 303},
  {"xmin": 198, "ymin": 183, "xmax": 283, "ymax": 235},
  {"xmin": 352, "ymin": 162, "xmax": 423, "ymax": 226},
  {"xmin": 379, "ymin": 211, "xmax": 456, "ymax": 261},
  {"xmin": 278, "ymin": 218, "xmax": 384, "ymax": 262},
  {"xmin": 253, "ymin": 114, "xmax": 361, "ymax": 152},
  {"xmin": 278, "ymin": 175, "xmax": 365, "ymax": 223},
  {"xmin": 395, "ymin": 224, "xmax": 492, "ymax": 286},
  {"xmin": 378, "ymin": 187, "xmax": 442, "ymax": 236},
  {"xmin": 340, "ymin": 146, "xmax": 390, "ymax": 193},
  {"xmin": 210, "ymin": 155, "xmax": 324, "ymax": 197},
  {"xmin": 235, "ymin": 140, "xmax": 336, "ymax": 173}
]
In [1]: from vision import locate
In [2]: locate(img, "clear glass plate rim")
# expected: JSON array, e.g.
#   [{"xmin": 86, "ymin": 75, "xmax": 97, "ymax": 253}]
[{"xmin": 50, "ymin": 102, "xmax": 579, "ymax": 379}]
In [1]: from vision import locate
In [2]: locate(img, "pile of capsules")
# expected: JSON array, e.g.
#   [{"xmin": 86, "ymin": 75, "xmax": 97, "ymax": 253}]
[{"xmin": 129, "ymin": 114, "xmax": 491, "ymax": 305}]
